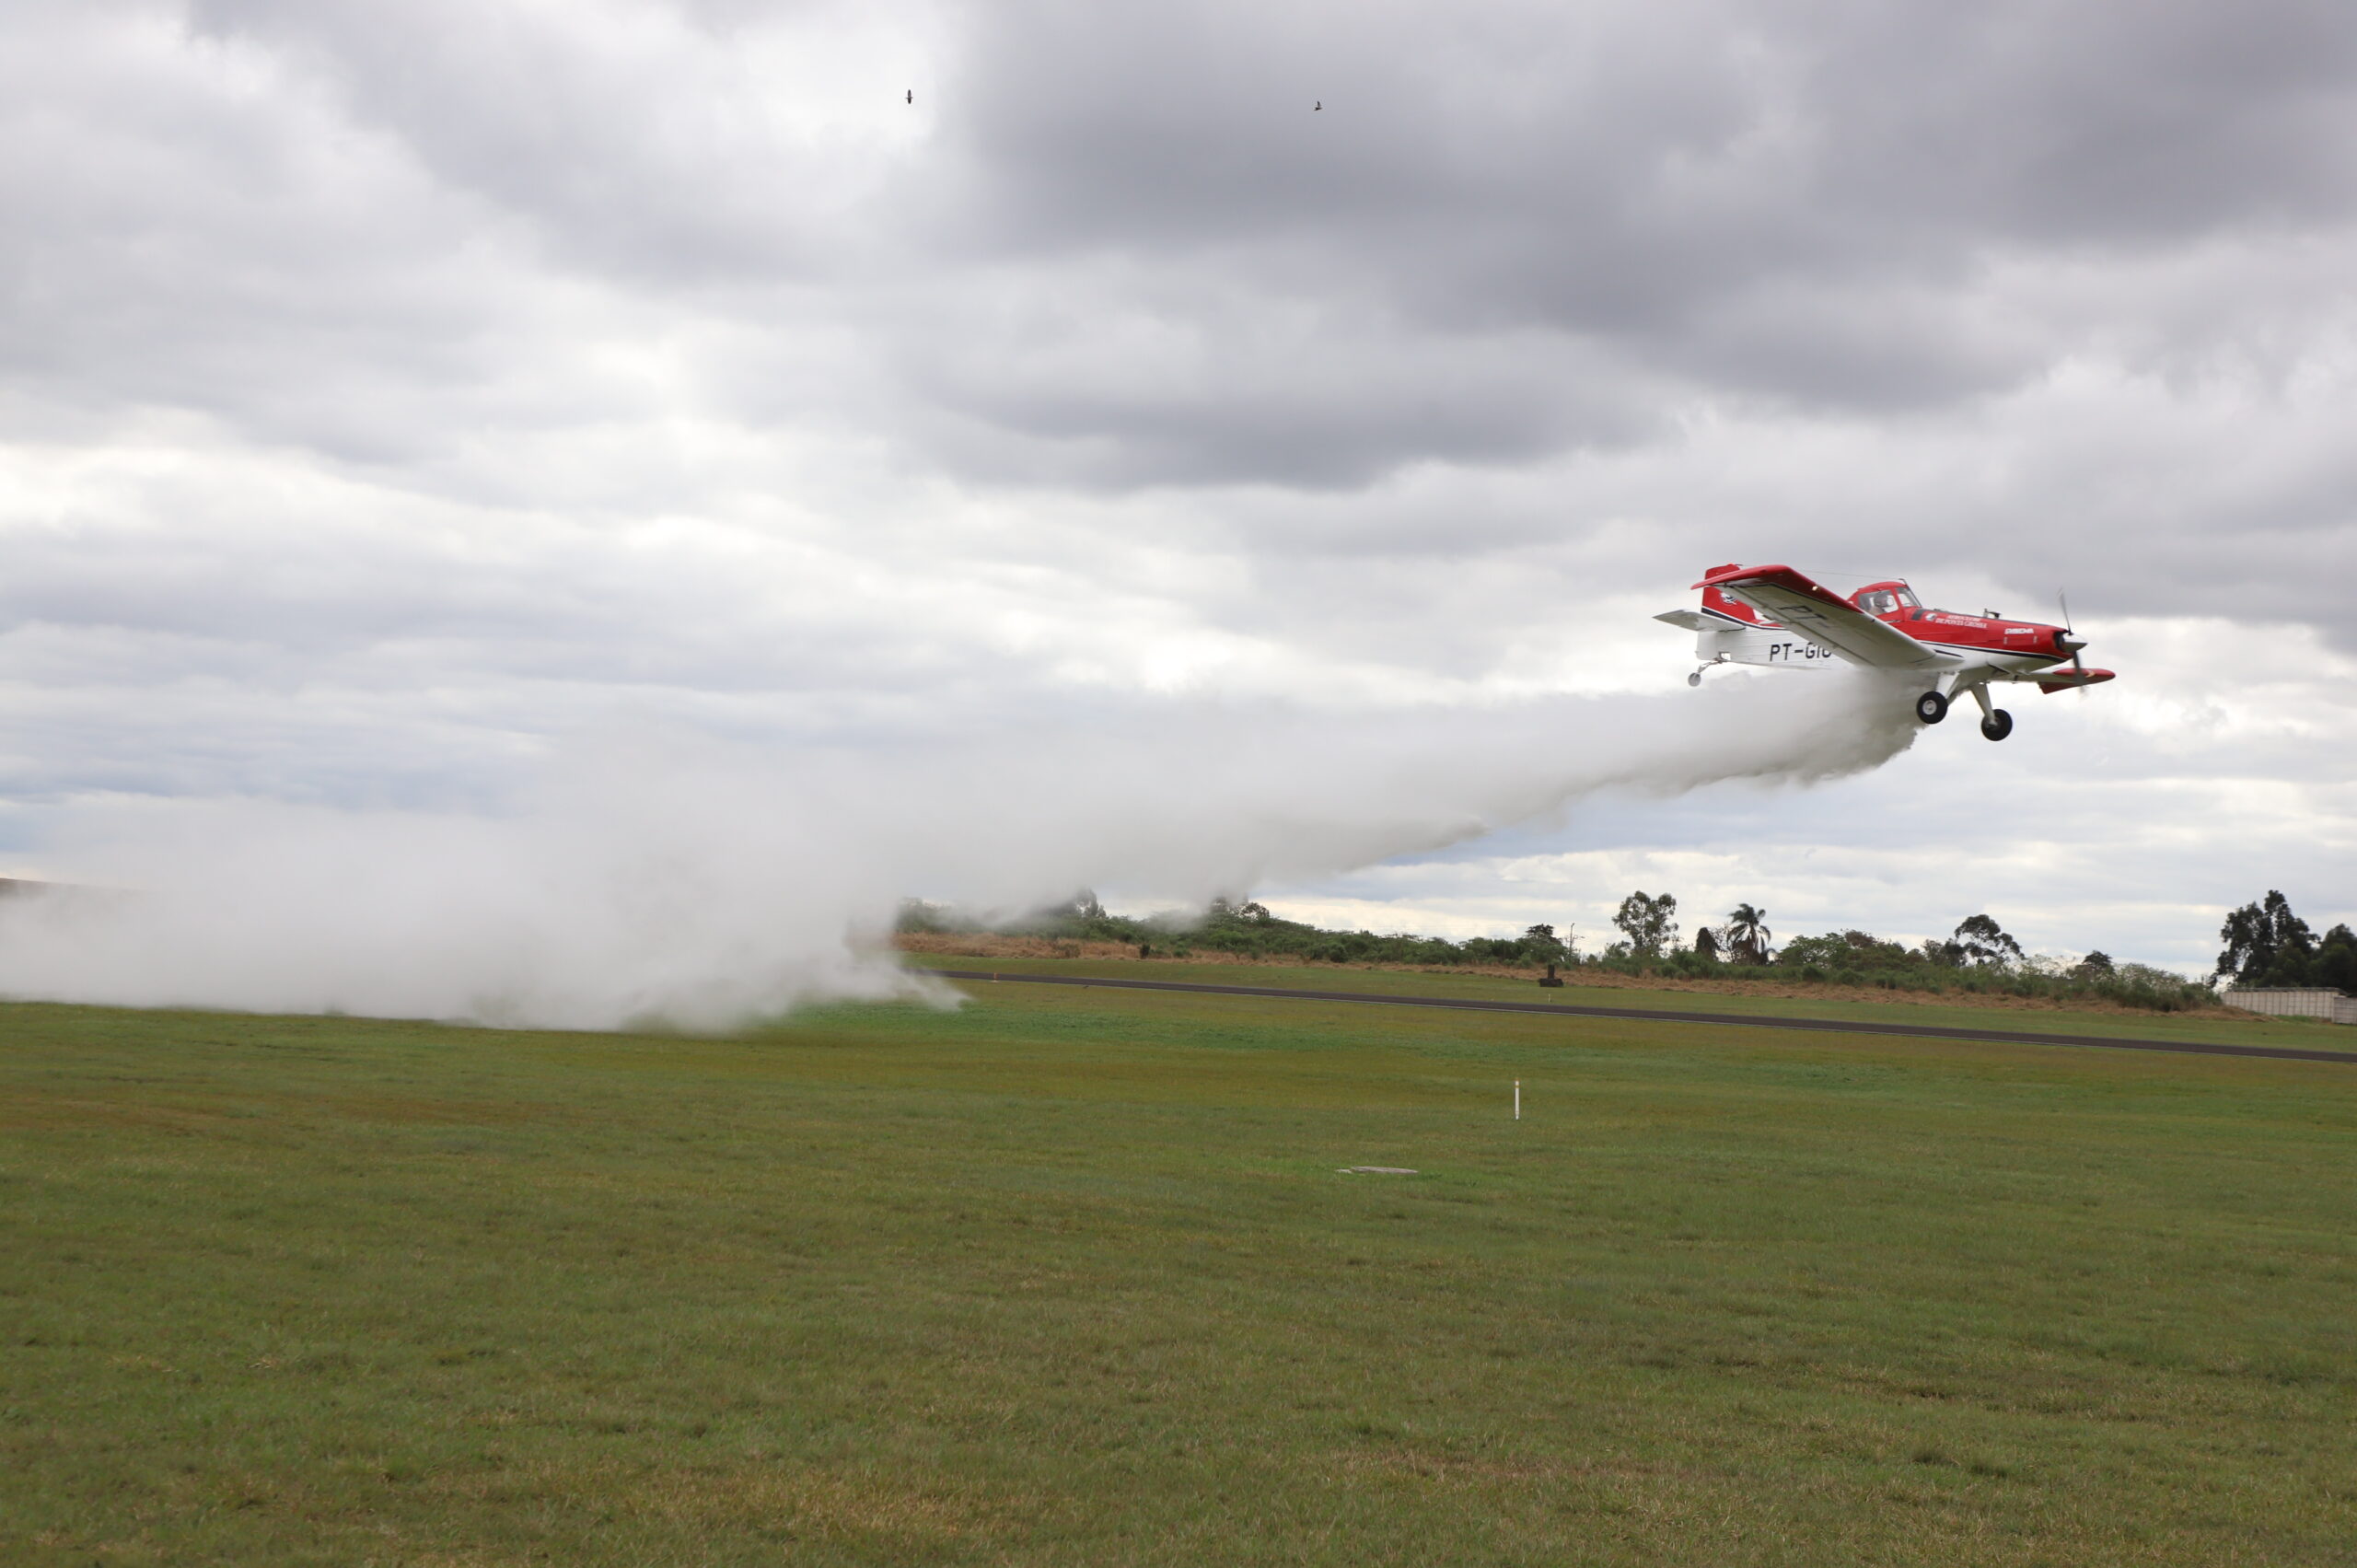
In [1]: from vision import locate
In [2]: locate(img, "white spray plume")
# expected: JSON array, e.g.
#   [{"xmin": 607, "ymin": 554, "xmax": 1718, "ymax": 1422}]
[{"xmin": 0, "ymin": 672, "xmax": 1919, "ymax": 1028}]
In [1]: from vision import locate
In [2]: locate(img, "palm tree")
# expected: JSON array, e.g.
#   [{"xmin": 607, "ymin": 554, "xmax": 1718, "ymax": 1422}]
[{"xmin": 1725, "ymin": 903, "xmax": 1770, "ymax": 964}]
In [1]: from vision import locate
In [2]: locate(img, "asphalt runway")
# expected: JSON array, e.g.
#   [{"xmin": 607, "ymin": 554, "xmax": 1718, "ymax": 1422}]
[{"xmin": 914, "ymin": 967, "xmax": 2357, "ymax": 1065}]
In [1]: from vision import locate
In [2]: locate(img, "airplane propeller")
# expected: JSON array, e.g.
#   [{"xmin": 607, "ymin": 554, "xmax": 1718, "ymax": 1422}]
[{"xmin": 2058, "ymin": 589, "xmax": 2088, "ymax": 692}]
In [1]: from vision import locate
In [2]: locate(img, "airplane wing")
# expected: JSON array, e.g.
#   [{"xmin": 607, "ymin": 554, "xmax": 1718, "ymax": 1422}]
[
  {"xmin": 2034, "ymin": 667, "xmax": 2116, "ymax": 694},
  {"xmin": 1693, "ymin": 564, "xmax": 1956, "ymax": 670}
]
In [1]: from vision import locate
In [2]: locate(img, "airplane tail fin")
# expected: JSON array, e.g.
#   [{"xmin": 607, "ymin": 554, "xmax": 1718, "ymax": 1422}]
[
  {"xmin": 1663, "ymin": 565, "xmax": 1838, "ymax": 674},
  {"xmin": 1696, "ymin": 563, "xmax": 1777, "ymax": 626}
]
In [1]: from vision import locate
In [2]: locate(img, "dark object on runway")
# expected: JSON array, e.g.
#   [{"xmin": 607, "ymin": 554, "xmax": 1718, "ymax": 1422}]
[{"xmin": 912, "ymin": 969, "xmax": 2357, "ymax": 1066}]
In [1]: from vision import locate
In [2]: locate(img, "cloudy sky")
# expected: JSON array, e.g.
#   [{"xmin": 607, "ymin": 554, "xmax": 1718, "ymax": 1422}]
[{"xmin": 5, "ymin": 0, "xmax": 2355, "ymax": 979}]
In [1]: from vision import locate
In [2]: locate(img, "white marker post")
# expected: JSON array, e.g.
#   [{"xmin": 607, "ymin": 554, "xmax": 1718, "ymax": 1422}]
[{"xmin": 1514, "ymin": 1079, "xmax": 1521, "ymax": 1121}]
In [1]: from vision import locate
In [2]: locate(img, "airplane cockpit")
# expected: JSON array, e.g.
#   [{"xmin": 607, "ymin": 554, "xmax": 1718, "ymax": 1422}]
[{"xmin": 1854, "ymin": 583, "xmax": 1922, "ymax": 618}]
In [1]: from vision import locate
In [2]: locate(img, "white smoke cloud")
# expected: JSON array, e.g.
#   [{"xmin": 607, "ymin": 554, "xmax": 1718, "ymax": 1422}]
[{"xmin": 0, "ymin": 669, "xmax": 1916, "ymax": 1029}]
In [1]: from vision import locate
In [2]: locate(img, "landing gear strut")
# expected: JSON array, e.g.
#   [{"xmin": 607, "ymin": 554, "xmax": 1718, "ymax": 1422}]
[
  {"xmin": 1914, "ymin": 690, "xmax": 1948, "ymax": 725},
  {"xmin": 1961, "ymin": 681, "xmax": 2012, "ymax": 741}
]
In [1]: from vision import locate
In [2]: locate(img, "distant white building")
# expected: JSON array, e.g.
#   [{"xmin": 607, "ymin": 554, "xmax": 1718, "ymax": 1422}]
[{"xmin": 2221, "ymin": 988, "xmax": 2357, "ymax": 1026}]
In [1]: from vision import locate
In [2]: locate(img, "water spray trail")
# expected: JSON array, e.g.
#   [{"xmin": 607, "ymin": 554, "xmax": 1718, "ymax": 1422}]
[{"xmin": 0, "ymin": 672, "xmax": 1918, "ymax": 1028}]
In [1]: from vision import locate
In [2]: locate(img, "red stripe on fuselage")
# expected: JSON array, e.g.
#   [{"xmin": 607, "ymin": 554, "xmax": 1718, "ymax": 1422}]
[{"xmin": 1901, "ymin": 613, "xmax": 2071, "ymax": 656}]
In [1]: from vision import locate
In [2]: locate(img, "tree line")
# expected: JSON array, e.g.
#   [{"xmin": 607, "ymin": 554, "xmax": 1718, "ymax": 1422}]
[
  {"xmin": 898, "ymin": 884, "xmax": 2336, "ymax": 1013},
  {"xmin": 1584, "ymin": 891, "xmax": 2205, "ymax": 1008},
  {"xmin": 2212, "ymin": 891, "xmax": 2357, "ymax": 992}
]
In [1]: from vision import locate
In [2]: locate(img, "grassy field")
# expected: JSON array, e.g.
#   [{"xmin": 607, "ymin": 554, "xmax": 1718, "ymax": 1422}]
[{"xmin": 5, "ymin": 981, "xmax": 2354, "ymax": 1565}]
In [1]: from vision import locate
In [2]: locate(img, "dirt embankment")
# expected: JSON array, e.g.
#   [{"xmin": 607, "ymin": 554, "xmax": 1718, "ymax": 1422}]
[
  {"xmin": 890, "ymin": 931, "xmax": 2255, "ymax": 1021},
  {"xmin": 895, "ymin": 933, "xmax": 1155, "ymax": 963}
]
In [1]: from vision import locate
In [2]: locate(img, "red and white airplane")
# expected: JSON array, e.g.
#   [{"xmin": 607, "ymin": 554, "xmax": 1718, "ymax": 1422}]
[{"xmin": 1657, "ymin": 563, "xmax": 2116, "ymax": 740}]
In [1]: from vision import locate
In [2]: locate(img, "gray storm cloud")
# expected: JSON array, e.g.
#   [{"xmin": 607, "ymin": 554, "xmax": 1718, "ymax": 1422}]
[
  {"xmin": 0, "ymin": 674, "xmax": 1915, "ymax": 1029},
  {"xmin": 4, "ymin": 1, "xmax": 2353, "ymax": 619}
]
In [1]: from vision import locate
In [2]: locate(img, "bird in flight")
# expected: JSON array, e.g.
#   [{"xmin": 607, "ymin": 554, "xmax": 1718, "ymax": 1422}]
[
  {"xmin": 906, "ymin": 88, "xmax": 913, "ymax": 104},
  {"xmin": 1314, "ymin": 100, "xmax": 1322, "ymax": 110}
]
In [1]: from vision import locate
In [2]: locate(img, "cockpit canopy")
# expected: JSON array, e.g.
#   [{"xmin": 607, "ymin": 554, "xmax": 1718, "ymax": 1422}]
[{"xmin": 1854, "ymin": 581, "xmax": 1921, "ymax": 617}]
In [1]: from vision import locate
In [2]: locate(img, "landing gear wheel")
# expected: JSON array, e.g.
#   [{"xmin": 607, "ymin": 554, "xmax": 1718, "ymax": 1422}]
[
  {"xmin": 1980, "ymin": 709, "xmax": 2013, "ymax": 741},
  {"xmin": 1914, "ymin": 691, "xmax": 1949, "ymax": 725},
  {"xmin": 1687, "ymin": 671, "xmax": 1702, "ymax": 688}
]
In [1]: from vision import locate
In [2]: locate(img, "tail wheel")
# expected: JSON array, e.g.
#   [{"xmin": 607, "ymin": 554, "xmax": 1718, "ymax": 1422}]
[
  {"xmin": 1914, "ymin": 691, "xmax": 1949, "ymax": 725},
  {"xmin": 1980, "ymin": 709, "xmax": 2014, "ymax": 741},
  {"xmin": 1687, "ymin": 671, "xmax": 1702, "ymax": 688}
]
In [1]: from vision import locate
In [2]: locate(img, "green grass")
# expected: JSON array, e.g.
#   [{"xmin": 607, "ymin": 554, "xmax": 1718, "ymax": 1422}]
[{"xmin": 5, "ymin": 984, "xmax": 2354, "ymax": 1565}]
